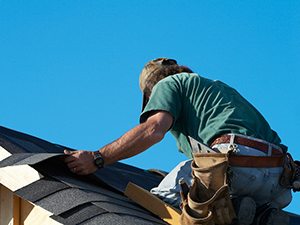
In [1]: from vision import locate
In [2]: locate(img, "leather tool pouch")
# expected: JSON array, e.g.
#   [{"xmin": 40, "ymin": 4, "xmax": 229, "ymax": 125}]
[
  {"xmin": 179, "ymin": 153, "xmax": 237, "ymax": 225},
  {"xmin": 292, "ymin": 160, "xmax": 300, "ymax": 192},
  {"xmin": 280, "ymin": 153, "xmax": 296, "ymax": 188}
]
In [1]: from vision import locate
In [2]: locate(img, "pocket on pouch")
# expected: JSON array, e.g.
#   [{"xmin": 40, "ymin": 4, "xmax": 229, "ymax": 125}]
[{"xmin": 230, "ymin": 167, "xmax": 257, "ymax": 195}]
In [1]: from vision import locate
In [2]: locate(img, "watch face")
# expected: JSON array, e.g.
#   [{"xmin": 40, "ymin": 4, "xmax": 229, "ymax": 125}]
[
  {"xmin": 95, "ymin": 158, "xmax": 104, "ymax": 166},
  {"xmin": 94, "ymin": 151, "xmax": 104, "ymax": 168}
]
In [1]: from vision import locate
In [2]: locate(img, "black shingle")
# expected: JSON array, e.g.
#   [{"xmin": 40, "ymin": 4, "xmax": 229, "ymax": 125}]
[
  {"xmin": 50, "ymin": 203, "xmax": 107, "ymax": 225},
  {"xmin": 14, "ymin": 176, "xmax": 69, "ymax": 202}
]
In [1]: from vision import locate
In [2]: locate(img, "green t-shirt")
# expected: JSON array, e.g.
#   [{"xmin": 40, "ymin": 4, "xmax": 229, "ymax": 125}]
[{"xmin": 140, "ymin": 73, "xmax": 287, "ymax": 159}]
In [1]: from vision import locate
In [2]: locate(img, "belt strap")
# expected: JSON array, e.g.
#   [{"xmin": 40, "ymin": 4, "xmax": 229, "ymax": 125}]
[
  {"xmin": 211, "ymin": 135, "xmax": 283, "ymax": 156},
  {"xmin": 229, "ymin": 155, "xmax": 284, "ymax": 167}
]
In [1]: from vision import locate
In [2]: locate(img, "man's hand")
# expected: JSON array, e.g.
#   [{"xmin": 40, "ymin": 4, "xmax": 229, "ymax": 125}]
[{"xmin": 64, "ymin": 150, "xmax": 98, "ymax": 175}]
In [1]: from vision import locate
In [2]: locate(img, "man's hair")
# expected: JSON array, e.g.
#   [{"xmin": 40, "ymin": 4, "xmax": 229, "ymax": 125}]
[{"xmin": 143, "ymin": 65, "xmax": 193, "ymax": 108}]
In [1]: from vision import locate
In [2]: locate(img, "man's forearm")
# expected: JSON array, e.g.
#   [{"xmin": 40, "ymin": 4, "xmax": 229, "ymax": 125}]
[
  {"xmin": 99, "ymin": 111, "xmax": 173, "ymax": 165},
  {"xmin": 64, "ymin": 111, "xmax": 173, "ymax": 175}
]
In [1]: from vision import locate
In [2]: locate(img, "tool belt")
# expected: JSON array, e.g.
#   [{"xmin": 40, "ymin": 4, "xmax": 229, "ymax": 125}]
[
  {"xmin": 211, "ymin": 134, "xmax": 283, "ymax": 156},
  {"xmin": 228, "ymin": 153, "xmax": 296, "ymax": 189},
  {"xmin": 208, "ymin": 134, "xmax": 286, "ymax": 168},
  {"xmin": 210, "ymin": 134, "xmax": 297, "ymax": 189},
  {"xmin": 228, "ymin": 154, "xmax": 284, "ymax": 167}
]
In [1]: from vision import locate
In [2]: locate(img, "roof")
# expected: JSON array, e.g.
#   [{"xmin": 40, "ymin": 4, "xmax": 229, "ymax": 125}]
[
  {"xmin": 0, "ymin": 125, "xmax": 168, "ymax": 225},
  {"xmin": 0, "ymin": 125, "xmax": 299, "ymax": 225}
]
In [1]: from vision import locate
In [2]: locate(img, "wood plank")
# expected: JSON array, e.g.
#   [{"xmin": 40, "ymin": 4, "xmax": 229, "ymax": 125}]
[
  {"xmin": 0, "ymin": 146, "xmax": 61, "ymax": 224},
  {"xmin": 0, "ymin": 184, "xmax": 14, "ymax": 225},
  {"xmin": 20, "ymin": 199, "xmax": 62, "ymax": 225},
  {"xmin": 125, "ymin": 182, "xmax": 181, "ymax": 225},
  {"xmin": 0, "ymin": 146, "xmax": 43, "ymax": 192},
  {"xmin": 0, "ymin": 146, "xmax": 12, "ymax": 161},
  {"xmin": 13, "ymin": 195, "xmax": 20, "ymax": 225},
  {"xmin": 0, "ymin": 165, "xmax": 43, "ymax": 192},
  {"xmin": 0, "ymin": 185, "xmax": 61, "ymax": 225}
]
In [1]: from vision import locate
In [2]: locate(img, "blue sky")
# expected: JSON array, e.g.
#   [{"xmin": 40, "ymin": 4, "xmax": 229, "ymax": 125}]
[{"xmin": 1, "ymin": 1, "xmax": 299, "ymax": 215}]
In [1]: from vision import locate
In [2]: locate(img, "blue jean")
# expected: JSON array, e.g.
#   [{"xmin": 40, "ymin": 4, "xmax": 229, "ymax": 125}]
[{"xmin": 151, "ymin": 143, "xmax": 292, "ymax": 209}]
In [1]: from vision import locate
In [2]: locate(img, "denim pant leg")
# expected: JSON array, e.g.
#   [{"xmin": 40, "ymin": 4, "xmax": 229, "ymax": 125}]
[
  {"xmin": 214, "ymin": 143, "xmax": 292, "ymax": 209},
  {"xmin": 150, "ymin": 159, "xmax": 194, "ymax": 208},
  {"xmin": 229, "ymin": 166, "xmax": 292, "ymax": 209}
]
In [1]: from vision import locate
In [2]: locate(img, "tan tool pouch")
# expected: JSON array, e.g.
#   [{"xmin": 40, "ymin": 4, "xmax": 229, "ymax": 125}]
[
  {"xmin": 280, "ymin": 153, "xmax": 296, "ymax": 188},
  {"xmin": 180, "ymin": 153, "xmax": 237, "ymax": 225}
]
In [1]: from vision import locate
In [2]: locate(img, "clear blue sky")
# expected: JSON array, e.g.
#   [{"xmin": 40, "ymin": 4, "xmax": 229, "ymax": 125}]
[{"xmin": 1, "ymin": 0, "xmax": 299, "ymax": 215}]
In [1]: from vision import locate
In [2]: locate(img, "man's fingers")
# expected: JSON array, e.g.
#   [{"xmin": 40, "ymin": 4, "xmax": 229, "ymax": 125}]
[
  {"xmin": 63, "ymin": 150, "xmax": 96, "ymax": 175},
  {"xmin": 64, "ymin": 150, "xmax": 77, "ymax": 163},
  {"xmin": 69, "ymin": 166, "xmax": 88, "ymax": 175},
  {"xmin": 64, "ymin": 150, "xmax": 78, "ymax": 159},
  {"xmin": 66, "ymin": 160, "xmax": 77, "ymax": 169},
  {"xmin": 71, "ymin": 166, "xmax": 81, "ymax": 174},
  {"xmin": 64, "ymin": 150, "xmax": 70, "ymax": 154},
  {"xmin": 64, "ymin": 150, "xmax": 77, "ymax": 155}
]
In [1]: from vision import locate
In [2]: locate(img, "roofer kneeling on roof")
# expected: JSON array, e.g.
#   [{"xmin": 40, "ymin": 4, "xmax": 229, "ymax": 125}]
[{"xmin": 64, "ymin": 57, "xmax": 300, "ymax": 225}]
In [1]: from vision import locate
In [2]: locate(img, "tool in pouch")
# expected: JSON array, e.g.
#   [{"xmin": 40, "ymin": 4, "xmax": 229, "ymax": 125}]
[{"xmin": 188, "ymin": 136, "xmax": 221, "ymax": 154}]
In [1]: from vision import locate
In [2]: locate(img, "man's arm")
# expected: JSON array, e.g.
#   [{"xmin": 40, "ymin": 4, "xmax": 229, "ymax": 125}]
[{"xmin": 64, "ymin": 110, "xmax": 174, "ymax": 175}]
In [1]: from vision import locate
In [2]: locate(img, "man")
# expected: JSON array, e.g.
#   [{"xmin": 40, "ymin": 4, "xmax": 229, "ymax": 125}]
[{"xmin": 64, "ymin": 58, "xmax": 293, "ymax": 225}]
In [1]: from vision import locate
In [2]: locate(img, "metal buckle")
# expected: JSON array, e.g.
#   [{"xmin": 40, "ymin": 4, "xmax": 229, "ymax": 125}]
[{"xmin": 228, "ymin": 143, "xmax": 238, "ymax": 154}]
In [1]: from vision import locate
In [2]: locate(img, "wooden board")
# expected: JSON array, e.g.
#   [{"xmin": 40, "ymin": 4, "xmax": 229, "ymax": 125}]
[
  {"xmin": 0, "ymin": 146, "xmax": 61, "ymax": 225},
  {"xmin": 0, "ymin": 146, "xmax": 12, "ymax": 160},
  {"xmin": 20, "ymin": 199, "xmax": 61, "ymax": 225},
  {"xmin": 0, "ymin": 185, "xmax": 14, "ymax": 225},
  {"xmin": 0, "ymin": 184, "xmax": 62, "ymax": 225},
  {"xmin": 0, "ymin": 164, "xmax": 43, "ymax": 192},
  {"xmin": 125, "ymin": 182, "xmax": 181, "ymax": 225},
  {"xmin": 0, "ymin": 147, "xmax": 43, "ymax": 192}
]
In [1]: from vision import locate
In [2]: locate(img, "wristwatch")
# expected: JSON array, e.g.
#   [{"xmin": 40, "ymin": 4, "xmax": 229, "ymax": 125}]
[{"xmin": 93, "ymin": 151, "xmax": 105, "ymax": 169}]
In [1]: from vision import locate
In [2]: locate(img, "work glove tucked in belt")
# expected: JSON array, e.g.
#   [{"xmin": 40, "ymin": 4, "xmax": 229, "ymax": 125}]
[{"xmin": 180, "ymin": 153, "xmax": 237, "ymax": 225}]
